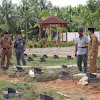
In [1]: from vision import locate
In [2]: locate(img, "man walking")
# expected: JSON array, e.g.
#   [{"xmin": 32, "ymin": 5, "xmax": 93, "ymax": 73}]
[
  {"xmin": 14, "ymin": 32, "xmax": 27, "ymax": 66},
  {"xmin": 75, "ymin": 28, "xmax": 88, "ymax": 73},
  {"xmin": 0, "ymin": 32, "xmax": 13, "ymax": 69}
]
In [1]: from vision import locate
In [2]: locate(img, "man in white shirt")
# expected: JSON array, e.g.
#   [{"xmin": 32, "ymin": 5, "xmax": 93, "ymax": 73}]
[{"xmin": 75, "ymin": 28, "xmax": 88, "ymax": 73}]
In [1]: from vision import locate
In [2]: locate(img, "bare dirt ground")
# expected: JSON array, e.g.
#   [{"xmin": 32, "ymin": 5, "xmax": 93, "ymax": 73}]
[
  {"xmin": 37, "ymin": 79, "xmax": 100, "ymax": 100},
  {"xmin": 0, "ymin": 74, "xmax": 100, "ymax": 100}
]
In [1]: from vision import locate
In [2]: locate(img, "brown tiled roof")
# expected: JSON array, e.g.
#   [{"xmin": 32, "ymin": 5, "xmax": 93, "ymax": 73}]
[{"xmin": 38, "ymin": 16, "xmax": 68, "ymax": 24}]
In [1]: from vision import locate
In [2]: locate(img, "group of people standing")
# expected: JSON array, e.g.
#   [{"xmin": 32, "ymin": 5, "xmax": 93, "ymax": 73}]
[
  {"xmin": 0, "ymin": 28, "xmax": 99, "ymax": 73},
  {"xmin": 75, "ymin": 28, "xmax": 98, "ymax": 73},
  {"xmin": 0, "ymin": 32, "xmax": 27, "ymax": 70}
]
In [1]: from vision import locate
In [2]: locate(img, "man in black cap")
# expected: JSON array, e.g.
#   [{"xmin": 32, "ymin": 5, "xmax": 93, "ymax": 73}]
[
  {"xmin": 0, "ymin": 32, "xmax": 14, "ymax": 69},
  {"xmin": 88, "ymin": 28, "xmax": 98, "ymax": 73},
  {"xmin": 75, "ymin": 28, "xmax": 88, "ymax": 73},
  {"xmin": 14, "ymin": 32, "xmax": 27, "ymax": 66}
]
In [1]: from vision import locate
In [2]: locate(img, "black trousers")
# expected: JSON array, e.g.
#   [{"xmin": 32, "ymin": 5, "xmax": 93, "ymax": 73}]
[
  {"xmin": 15, "ymin": 52, "xmax": 26, "ymax": 66},
  {"xmin": 77, "ymin": 54, "xmax": 87, "ymax": 73}
]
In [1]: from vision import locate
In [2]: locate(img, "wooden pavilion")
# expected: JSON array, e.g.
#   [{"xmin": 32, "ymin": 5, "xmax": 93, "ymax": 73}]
[{"xmin": 38, "ymin": 16, "xmax": 69, "ymax": 44}]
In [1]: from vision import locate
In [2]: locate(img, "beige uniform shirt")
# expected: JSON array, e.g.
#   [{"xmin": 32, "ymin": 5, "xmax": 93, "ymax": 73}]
[
  {"xmin": 0, "ymin": 37, "xmax": 12, "ymax": 49},
  {"xmin": 88, "ymin": 34, "xmax": 98, "ymax": 56}
]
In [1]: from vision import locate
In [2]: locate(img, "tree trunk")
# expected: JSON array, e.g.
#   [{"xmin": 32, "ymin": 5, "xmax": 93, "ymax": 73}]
[{"xmin": 26, "ymin": 19, "xmax": 28, "ymax": 42}]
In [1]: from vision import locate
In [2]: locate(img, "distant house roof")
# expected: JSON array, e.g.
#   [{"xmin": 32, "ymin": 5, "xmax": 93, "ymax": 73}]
[{"xmin": 38, "ymin": 16, "xmax": 68, "ymax": 24}]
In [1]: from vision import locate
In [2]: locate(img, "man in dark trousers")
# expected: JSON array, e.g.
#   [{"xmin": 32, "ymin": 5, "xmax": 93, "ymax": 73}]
[
  {"xmin": 79, "ymin": 28, "xmax": 98, "ymax": 73},
  {"xmin": 0, "ymin": 32, "xmax": 14, "ymax": 69},
  {"xmin": 14, "ymin": 32, "xmax": 27, "ymax": 66},
  {"xmin": 75, "ymin": 28, "xmax": 88, "ymax": 73}
]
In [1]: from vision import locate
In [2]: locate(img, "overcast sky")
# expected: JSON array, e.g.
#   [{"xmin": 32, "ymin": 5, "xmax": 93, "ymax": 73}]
[{"xmin": 0, "ymin": 0, "xmax": 88, "ymax": 7}]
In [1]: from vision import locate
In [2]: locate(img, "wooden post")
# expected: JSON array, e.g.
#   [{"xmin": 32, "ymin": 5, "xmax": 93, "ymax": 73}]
[
  {"xmin": 45, "ymin": 26, "xmax": 46, "ymax": 41},
  {"xmin": 66, "ymin": 31, "xmax": 67, "ymax": 42},
  {"xmin": 62, "ymin": 24, "xmax": 63, "ymax": 42},
  {"xmin": 39, "ymin": 25, "xmax": 41, "ymax": 42}
]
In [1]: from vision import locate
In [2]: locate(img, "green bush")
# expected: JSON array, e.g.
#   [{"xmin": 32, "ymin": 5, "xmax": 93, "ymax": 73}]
[
  {"xmin": 48, "ymin": 42, "xmax": 53, "ymax": 47},
  {"xmin": 45, "ymin": 42, "xmax": 49, "ymax": 47},
  {"xmin": 34, "ymin": 42, "xmax": 38, "ymax": 48},
  {"xmin": 38, "ymin": 43, "xmax": 44, "ymax": 48},
  {"xmin": 62, "ymin": 43, "xmax": 66, "ymax": 47},
  {"xmin": 28, "ymin": 41, "xmax": 75, "ymax": 48},
  {"xmin": 27, "ymin": 41, "xmax": 34, "ymax": 48},
  {"xmin": 55, "ymin": 44, "xmax": 59, "ymax": 47}
]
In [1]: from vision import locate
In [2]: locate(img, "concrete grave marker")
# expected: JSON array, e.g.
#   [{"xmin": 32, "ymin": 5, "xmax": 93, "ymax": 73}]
[
  {"xmin": 59, "ymin": 71, "xmax": 71, "ymax": 80},
  {"xmin": 61, "ymin": 65, "xmax": 67, "ymax": 69},
  {"xmin": 24, "ymin": 53, "xmax": 27, "ymax": 56},
  {"xmin": 34, "ymin": 68, "xmax": 43, "ymax": 74},
  {"xmin": 80, "ymin": 98, "xmax": 85, "ymax": 100},
  {"xmin": 42, "ymin": 54, "xmax": 48, "ymax": 58},
  {"xmin": 14, "ymin": 66, "xmax": 24, "ymax": 72},
  {"xmin": 88, "ymin": 78, "xmax": 100, "ymax": 83},
  {"xmin": 1, "ymin": 66, "xmax": 8, "ymax": 71},
  {"xmin": 40, "ymin": 93, "xmax": 54, "ymax": 100},
  {"xmin": 32, "ymin": 54, "xmax": 37, "ymax": 57},
  {"xmin": 39, "ymin": 57, "xmax": 46, "ymax": 62},
  {"xmin": 6, "ymin": 87, "xmax": 16, "ymax": 93},
  {"xmin": 86, "ymin": 73, "xmax": 100, "ymax": 83},
  {"xmin": 86, "ymin": 73, "xmax": 96, "ymax": 78},
  {"xmin": 53, "ymin": 55, "xmax": 59, "ymax": 59},
  {"xmin": 67, "ymin": 55, "xmax": 73, "ymax": 60},
  {"xmin": 27, "ymin": 57, "xmax": 33, "ymax": 61},
  {"xmin": 2, "ymin": 87, "xmax": 19, "ymax": 99},
  {"xmin": 61, "ymin": 71, "xmax": 69, "ymax": 76}
]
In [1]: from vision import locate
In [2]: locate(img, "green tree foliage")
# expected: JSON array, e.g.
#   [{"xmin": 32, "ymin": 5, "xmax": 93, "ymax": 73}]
[{"xmin": 0, "ymin": 0, "xmax": 99, "ymax": 40}]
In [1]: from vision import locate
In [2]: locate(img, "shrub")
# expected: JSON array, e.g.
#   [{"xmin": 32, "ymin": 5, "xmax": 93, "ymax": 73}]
[
  {"xmin": 27, "ymin": 41, "xmax": 34, "ymax": 48},
  {"xmin": 55, "ymin": 44, "xmax": 59, "ymax": 47},
  {"xmin": 34, "ymin": 42, "xmax": 38, "ymax": 48},
  {"xmin": 38, "ymin": 43, "xmax": 44, "ymax": 48},
  {"xmin": 48, "ymin": 42, "xmax": 53, "ymax": 47},
  {"xmin": 59, "ymin": 43, "xmax": 62, "ymax": 47},
  {"xmin": 45, "ymin": 42, "xmax": 49, "ymax": 47},
  {"xmin": 68, "ymin": 41, "xmax": 75, "ymax": 46},
  {"xmin": 62, "ymin": 43, "xmax": 66, "ymax": 47}
]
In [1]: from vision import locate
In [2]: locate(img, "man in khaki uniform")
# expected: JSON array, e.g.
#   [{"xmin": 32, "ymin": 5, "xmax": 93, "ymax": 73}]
[
  {"xmin": 78, "ymin": 28, "xmax": 98, "ymax": 73},
  {"xmin": 88, "ymin": 28, "xmax": 98, "ymax": 73},
  {"xmin": 0, "ymin": 32, "xmax": 14, "ymax": 69}
]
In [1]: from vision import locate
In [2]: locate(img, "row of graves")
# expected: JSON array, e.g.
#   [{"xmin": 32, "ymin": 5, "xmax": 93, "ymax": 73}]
[
  {"xmin": 1, "ymin": 54, "xmax": 100, "ymax": 100},
  {"xmin": 26, "ymin": 53, "xmax": 73, "ymax": 62}
]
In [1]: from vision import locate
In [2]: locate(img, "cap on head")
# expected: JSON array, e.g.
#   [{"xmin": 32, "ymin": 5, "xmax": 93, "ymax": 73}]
[
  {"xmin": 4, "ymin": 32, "xmax": 8, "ymax": 34},
  {"xmin": 78, "ymin": 28, "xmax": 83, "ymax": 32},
  {"xmin": 88, "ymin": 28, "xmax": 94, "ymax": 33}
]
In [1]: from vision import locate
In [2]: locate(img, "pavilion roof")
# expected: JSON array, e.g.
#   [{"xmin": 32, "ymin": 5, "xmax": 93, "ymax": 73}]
[{"xmin": 38, "ymin": 16, "xmax": 68, "ymax": 24}]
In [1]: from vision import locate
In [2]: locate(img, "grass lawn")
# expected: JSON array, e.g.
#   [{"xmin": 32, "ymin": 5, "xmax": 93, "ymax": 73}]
[
  {"xmin": 8, "ymin": 54, "xmax": 100, "ymax": 68},
  {"xmin": 9, "ymin": 54, "xmax": 77, "ymax": 67}
]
